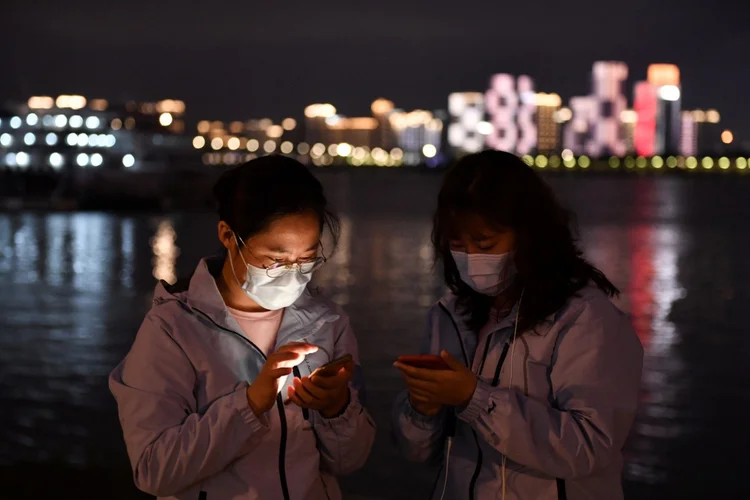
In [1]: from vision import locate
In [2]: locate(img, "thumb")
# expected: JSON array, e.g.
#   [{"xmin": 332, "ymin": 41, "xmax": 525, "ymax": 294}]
[{"xmin": 441, "ymin": 350, "xmax": 465, "ymax": 371}]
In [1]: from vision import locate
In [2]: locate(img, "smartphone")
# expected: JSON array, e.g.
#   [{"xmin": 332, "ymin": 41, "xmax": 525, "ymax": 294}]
[
  {"xmin": 397, "ymin": 354, "xmax": 450, "ymax": 370},
  {"xmin": 310, "ymin": 354, "xmax": 354, "ymax": 378}
]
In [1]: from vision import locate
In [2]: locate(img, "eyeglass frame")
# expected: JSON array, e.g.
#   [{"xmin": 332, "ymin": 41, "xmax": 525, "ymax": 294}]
[{"xmin": 234, "ymin": 233, "xmax": 327, "ymax": 278}]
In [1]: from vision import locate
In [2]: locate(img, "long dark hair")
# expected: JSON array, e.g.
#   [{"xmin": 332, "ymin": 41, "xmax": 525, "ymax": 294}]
[
  {"xmin": 432, "ymin": 150, "xmax": 618, "ymax": 332},
  {"xmin": 213, "ymin": 155, "xmax": 340, "ymax": 247}
]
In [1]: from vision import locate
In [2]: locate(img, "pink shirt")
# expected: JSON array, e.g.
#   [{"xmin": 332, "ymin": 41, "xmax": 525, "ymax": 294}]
[{"xmin": 226, "ymin": 306, "xmax": 283, "ymax": 355}]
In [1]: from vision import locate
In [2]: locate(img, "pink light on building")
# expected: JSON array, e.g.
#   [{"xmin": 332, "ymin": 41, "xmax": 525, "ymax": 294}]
[
  {"xmin": 634, "ymin": 82, "xmax": 658, "ymax": 157},
  {"xmin": 485, "ymin": 74, "xmax": 537, "ymax": 155}
]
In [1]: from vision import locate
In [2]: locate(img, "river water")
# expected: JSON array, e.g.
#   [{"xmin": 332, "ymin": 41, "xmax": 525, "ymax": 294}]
[{"xmin": 1, "ymin": 170, "xmax": 749, "ymax": 499}]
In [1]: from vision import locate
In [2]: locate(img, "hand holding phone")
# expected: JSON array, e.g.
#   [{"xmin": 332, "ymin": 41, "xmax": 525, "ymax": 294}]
[
  {"xmin": 396, "ymin": 354, "xmax": 450, "ymax": 370},
  {"xmin": 311, "ymin": 354, "xmax": 354, "ymax": 379}
]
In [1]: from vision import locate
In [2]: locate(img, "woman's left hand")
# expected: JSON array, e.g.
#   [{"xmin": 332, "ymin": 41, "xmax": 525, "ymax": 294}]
[
  {"xmin": 394, "ymin": 350, "xmax": 477, "ymax": 408},
  {"xmin": 287, "ymin": 362, "xmax": 353, "ymax": 418}
]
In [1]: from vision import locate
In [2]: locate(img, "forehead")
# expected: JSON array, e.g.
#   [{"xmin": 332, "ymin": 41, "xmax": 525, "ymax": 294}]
[
  {"xmin": 447, "ymin": 212, "xmax": 505, "ymax": 238},
  {"xmin": 246, "ymin": 212, "xmax": 321, "ymax": 251}
]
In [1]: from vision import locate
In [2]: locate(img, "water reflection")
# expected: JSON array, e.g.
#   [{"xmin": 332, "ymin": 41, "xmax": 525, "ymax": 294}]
[
  {"xmin": 314, "ymin": 215, "xmax": 353, "ymax": 305},
  {"xmin": 150, "ymin": 219, "xmax": 179, "ymax": 284}
]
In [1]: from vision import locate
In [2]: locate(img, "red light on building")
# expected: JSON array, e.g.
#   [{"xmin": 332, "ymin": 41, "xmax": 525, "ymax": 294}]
[{"xmin": 634, "ymin": 82, "xmax": 657, "ymax": 157}]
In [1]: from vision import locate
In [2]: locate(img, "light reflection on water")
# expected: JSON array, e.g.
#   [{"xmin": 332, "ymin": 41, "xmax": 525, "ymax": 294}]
[{"xmin": 0, "ymin": 173, "xmax": 749, "ymax": 499}]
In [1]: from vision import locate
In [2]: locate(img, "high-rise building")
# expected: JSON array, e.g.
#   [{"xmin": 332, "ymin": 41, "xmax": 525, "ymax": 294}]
[
  {"xmin": 589, "ymin": 61, "xmax": 628, "ymax": 157},
  {"xmin": 680, "ymin": 111, "xmax": 697, "ymax": 157},
  {"xmin": 390, "ymin": 110, "xmax": 442, "ymax": 165},
  {"xmin": 620, "ymin": 109, "xmax": 638, "ymax": 154},
  {"xmin": 447, "ymin": 92, "xmax": 486, "ymax": 155},
  {"xmin": 326, "ymin": 117, "xmax": 378, "ymax": 148},
  {"xmin": 485, "ymin": 74, "xmax": 537, "ymax": 155},
  {"xmin": 371, "ymin": 99, "xmax": 395, "ymax": 151},
  {"xmin": 304, "ymin": 103, "xmax": 336, "ymax": 146},
  {"xmin": 647, "ymin": 64, "xmax": 681, "ymax": 155},
  {"xmin": 692, "ymin": 109, "xmax": 722, "ymax": 156},
  {"xmin": 633, "ymin": 82, "xmax": 658, "ymax": 157},
  {"xmin": 563, "ymin": 96, "xmax": 597, "ymax": 155},
  {"xmin": 535, "ymin": 93, "xmax": 562, "ymax": 154}
]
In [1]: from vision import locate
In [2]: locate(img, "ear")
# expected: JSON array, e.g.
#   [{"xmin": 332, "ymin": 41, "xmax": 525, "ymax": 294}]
[{"xmin": 217, "ymin": 221, "xmax": 235, "ymax": 252}]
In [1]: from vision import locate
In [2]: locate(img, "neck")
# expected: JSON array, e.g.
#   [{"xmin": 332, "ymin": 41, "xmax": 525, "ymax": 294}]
[
  {"xmin": 492, "ymin": 289, "xmax": 515, "ymax": 315},
  {"xmin": 217, "ymin": 259, "xmax": 268, "ymax": 313}
]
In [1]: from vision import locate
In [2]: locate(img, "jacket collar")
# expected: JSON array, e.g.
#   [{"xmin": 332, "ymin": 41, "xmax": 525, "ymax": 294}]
[
  {"xmin": 438, "ymin": 292, "xmax": 556, "ymax": 337},
  {"xmin": 156, "ymin": 256, "xmax": 340, "ymax": 345}
]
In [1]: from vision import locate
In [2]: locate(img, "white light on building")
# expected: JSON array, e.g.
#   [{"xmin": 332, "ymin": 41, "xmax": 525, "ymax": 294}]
[
  {"xmin": 264, "ymin": 140, "xmax": 277, "ymax": 153},
  {"xmin": 69, "ymin": 115, "xmax": 84, "ymax": 128},
  {"xmin": 0, "ymin": 133, "xmax": 12, "ymax": 147},
  {"xmin": 280, "ymin": 141, "xmax": 294, "ymax": 154},
  {"xmin": 192, "ymin": 136, "xmax": 206, "ymax": 149},
  {"xmin": 54, "ymin": 115, "xmax": 68, "ymax": 128},
  {"xmin": 422, "ymin": 144, "xmax": 437, "ymax": 158},
  {"xmin": 88, "ymin": 135, "xmax": 100, "ymax": 147},
  {"xmin": 26, "ymin": 113, "xmax": 39, "ymax": 126},
  {"xmin": 76, "ymin": 153, "xmax": 89, "ymax": 166},
  {"xmin": 5, "ymin": 153, "xmax": 16, "ymax": 166},
  {"xmin": 658, "ymin": 85, "xmax": 681, "ymax": 102},
  {"xmin": 91, "ymin": 153, "xmax": 103, "ymax": 167},
  {"xmin": 85, "ymin": 116, "xmax": 101, "ymax": 129},
  {"xmin": 77, "ymin": 133, "xmax": 88, "ymax": 147},
  {"xmin": 49, "ymin": 153, "xmax": 64, "ymax": 168},
  {"xmin": 16, "ymin": 152, "xmax": 30, "ymax": 167},
  {"xmin": 24, "ymin": 132, "xmax": 36, "ymax": 146},
  {"xmin": 159, "ymin": 113, "xmax": 173, "ymax": 127},
  {"xmin": 122, "ymin": 154, "xmax": 135, "ymax": 168},
  {"xmin": 43, "ymin": 115, "xmax": 55, "ymax": 127},
  {"xmin": 106, "ymin": 134, "xmax": 116, "ymax": 147},
  {"xmin": 45, "ymin": 133, "xmax": 58, "ymax": 146},
  {"xmin": 10, "ymin": 117, "xmax": 22, "ymax": 129}
]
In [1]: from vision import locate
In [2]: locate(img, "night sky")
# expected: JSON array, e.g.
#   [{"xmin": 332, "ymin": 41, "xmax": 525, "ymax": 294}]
[{"xmin": 4, "ymin": 0, "xmax": 749, "ymax": 139}]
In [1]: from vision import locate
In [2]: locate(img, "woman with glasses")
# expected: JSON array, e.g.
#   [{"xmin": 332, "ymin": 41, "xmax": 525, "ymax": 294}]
[{"xmin": 110, "ymin": 156, "xmax": 375, "ymax": 500}]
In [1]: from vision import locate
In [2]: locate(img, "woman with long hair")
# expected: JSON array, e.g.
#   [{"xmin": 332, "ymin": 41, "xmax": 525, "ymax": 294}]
[{"xmin": 392, "ymin": 150, "xmax": 643, "ymax": 499}]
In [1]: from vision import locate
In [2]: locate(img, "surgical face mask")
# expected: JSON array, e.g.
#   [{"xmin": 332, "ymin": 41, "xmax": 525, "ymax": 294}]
[
  {"xmin": 450, "ymin": 250, "xmax": 516, "ymax": 296},
  {"xmin": 229, "ymin": 236, "xmax": 314, "ymax": 310}
]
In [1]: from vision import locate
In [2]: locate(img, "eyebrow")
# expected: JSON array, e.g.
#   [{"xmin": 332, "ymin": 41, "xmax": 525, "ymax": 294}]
[{"xmin": 268, "ymin": 243, "xmax": 319, "ymax": 254}]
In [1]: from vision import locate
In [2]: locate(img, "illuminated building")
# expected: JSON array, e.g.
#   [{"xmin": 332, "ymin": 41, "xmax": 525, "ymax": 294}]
[
  {"xmin": 620, "ymin": 109, "xmax": 638, "ymax": 154},
  {"xmin": 680, "ymin": 111, "xmax": 697, "ymax": 157},
  {"xmin": 485, "ymin": 74, "xmax": 537, "ymax": 155},
  {"xmin": 389, "ymin": 110, "xmax": 442, "ymax": 165},
  {"xmin": 563, "ymin": 96, "xmax": 597, "ymax": 155},
  {"xmin": 633, "ymin": 82, "xmax": 658, "ymax": 157},
  {"xmin": 371, "ymin": 99, "xmax": 395, "ymax": 150},
  {"xmin": 535, "ymin": 93, "xmax": 562, "ymax": 154},
  {"xmin": 647, "ymin": 64, "xmax": 682, "ymax": 155},
  {"xmin": 0, "ymin": 95, "xmax": 187, "ymax": 171},
  {"xmin": 590, "ymin": 61, "xmax": 628, "ymax": 157},
  {"xmin": 326, "ymin": 117, "xmax": 378, "ymax": 148},
  {"xmin": 304, "ymin": 103, "xmax": 336, "ymax": 146},
  {"xmin": 691, "ymin": 109, "xmax": 722, "ymax": 156},
  {"xmin": 448, "ymin": 92, "xmax": 486, "ymax": 155},
  {"xmin": 193, "ymin": 118, "xmax": 296, "ymax": 166}
]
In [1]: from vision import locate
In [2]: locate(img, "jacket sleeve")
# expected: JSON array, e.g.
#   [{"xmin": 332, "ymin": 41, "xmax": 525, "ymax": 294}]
[
  {"xmin": 457, "ymin": 299, "xmax": 643, "ymax": 480},
  {"xmin": 109, "ymin": 311, "xmax": 270, "ymax": 497},
  {"xmin": 390, "ymin": 307, "xmax": 448, "ymax": 464},
  {"xmin": 310, "ymin": 307, "xmax": 376, "ymax": 475}
]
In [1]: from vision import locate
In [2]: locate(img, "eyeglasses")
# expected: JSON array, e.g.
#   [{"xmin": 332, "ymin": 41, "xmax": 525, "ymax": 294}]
[
  {"xmin": 234, "ymin": 232, "xmax": 327, "ymax": 278},
  {"xmin": 264, "ymin": 256, "xmax": 327, "ymax": 278}
]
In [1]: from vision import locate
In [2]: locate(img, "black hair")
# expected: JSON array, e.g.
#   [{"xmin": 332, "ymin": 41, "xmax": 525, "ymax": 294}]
[
  {"xmin": 213, "ymin": 155, "xmax": 340, "ymax": 249},
  {"xmin": 432, "ymin": 150, "xmax": 618, "ymax": 332}
]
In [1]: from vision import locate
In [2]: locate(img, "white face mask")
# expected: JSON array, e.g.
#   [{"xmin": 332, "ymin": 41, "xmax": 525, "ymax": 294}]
[
  {"xmin": 450, "ymin": 250, "xmax": 516, "ymax": 296},
  {"xmin": 229, "ymin": 236, "xmax": 313, "ymax": 310}
]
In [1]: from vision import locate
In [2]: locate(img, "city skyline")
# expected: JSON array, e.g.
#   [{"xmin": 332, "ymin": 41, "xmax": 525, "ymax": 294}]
[{"xmin": 3, "ymin": 0, "xmax": 748, "ymax": 141}]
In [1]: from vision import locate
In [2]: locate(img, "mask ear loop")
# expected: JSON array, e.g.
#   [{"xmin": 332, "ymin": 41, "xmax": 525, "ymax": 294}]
[
  {"xmin": 502, "ymin": 288, "xmax": 524, "ymax": 500},
  {"xmin": 229, "ymin": 232, "xmax": 249, "ymax": 289}
]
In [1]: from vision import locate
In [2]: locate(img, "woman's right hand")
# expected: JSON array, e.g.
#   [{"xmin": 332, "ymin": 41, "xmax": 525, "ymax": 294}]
[{"xmin": 247, "ymin": 342, "xmax": 318, "ymax": 416}]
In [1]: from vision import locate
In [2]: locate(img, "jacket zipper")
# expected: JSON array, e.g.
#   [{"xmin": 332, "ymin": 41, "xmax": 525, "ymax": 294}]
[
  {"xmin": 189, "ymin": 305, "xmax": 291, "ymax": 500},
  {"xmin": 437, "ymin": 304, "xmax": 485, "ymax": 500}
]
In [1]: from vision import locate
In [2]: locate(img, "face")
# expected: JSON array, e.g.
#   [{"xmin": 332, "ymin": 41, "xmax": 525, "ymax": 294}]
[
  {"xmin": 218, "ymin": 211, "xmax": 322, "ymax": 272},
  {"xmin": 448, "ymin": 212, "xmax": 515, "ymax": 255}
]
